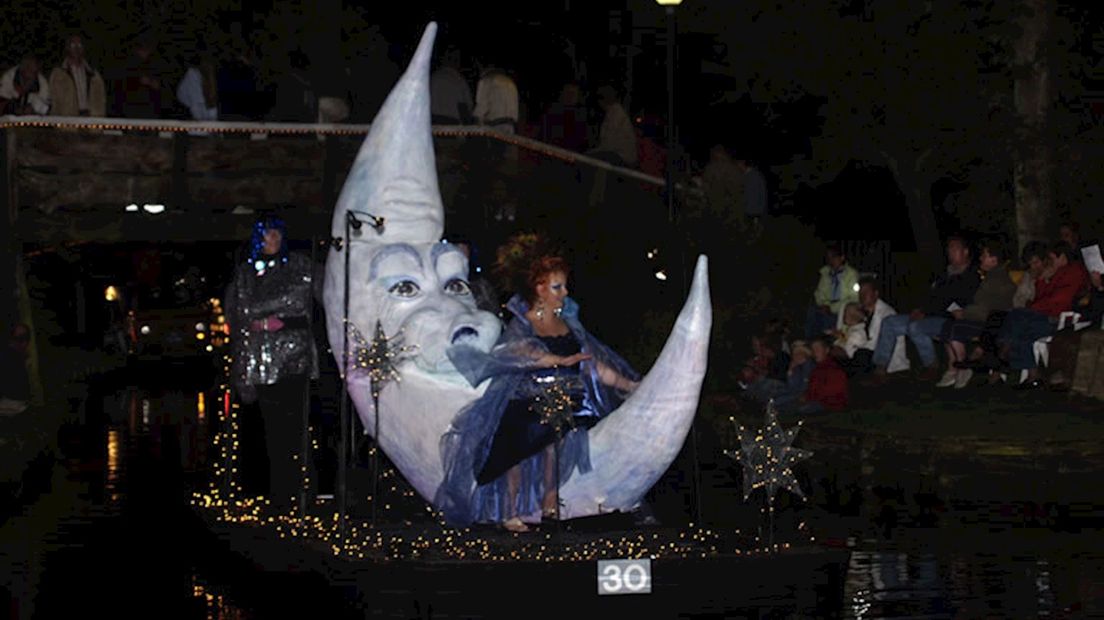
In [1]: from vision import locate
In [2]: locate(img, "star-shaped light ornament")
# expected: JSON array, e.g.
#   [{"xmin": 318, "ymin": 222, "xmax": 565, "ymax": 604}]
[
  {"xmin": 725, "ymin": 400, "xmax": 813, "ymax": 505},
  {"xmin": 531, "ymin": 378, "xmax": 577, "ymax": 434},
  {"xmin": 348, "ymin": 320, "xmax": 418, "ymax": 399}
]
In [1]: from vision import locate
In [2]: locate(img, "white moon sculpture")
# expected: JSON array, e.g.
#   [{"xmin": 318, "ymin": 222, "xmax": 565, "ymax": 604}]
[{"xmin": 323, "ymin": 22, "xmax": 712, "ymax": 522}]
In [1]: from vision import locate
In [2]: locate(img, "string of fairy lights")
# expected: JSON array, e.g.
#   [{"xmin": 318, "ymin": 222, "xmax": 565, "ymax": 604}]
[{"xmin": 194, "ymin": 402, "xmax": 817, "ymax": 561}]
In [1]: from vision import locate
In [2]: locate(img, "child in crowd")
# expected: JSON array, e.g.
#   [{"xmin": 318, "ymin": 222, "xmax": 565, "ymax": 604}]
[
  {"xmin": 800, "ymin": 335, "xmax": 849, "ymax": 413},
  {"xmin": 833, "ymin": 302, "xmax": 868, "ymax": 358},
  {"xmin": 739, "ymin": 332, "xmax": 790, "ymax": 389},
  {"xmin": 746, "ymin": 340, "xmax": 815, "ymax": 410}
]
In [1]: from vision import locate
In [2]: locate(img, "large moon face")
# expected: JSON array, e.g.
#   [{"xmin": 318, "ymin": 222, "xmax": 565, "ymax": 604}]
[
  {"xmin": 321, "ymin": 22, "xmax": 711, "ymax": 522},
  {"xmin": 340, "ymin": 240, "xmax": 500, "ymax": 378}
]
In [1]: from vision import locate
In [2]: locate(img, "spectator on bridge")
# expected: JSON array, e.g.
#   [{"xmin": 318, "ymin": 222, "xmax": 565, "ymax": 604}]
[
  {"xmin": 538, "ymin": 82, "xmax": 588, "ymax": 152},
  {"xmin": 585, "ymin": 84, "xmax": 637, "ymax": 207},
  {"xmin": 998, "ymin": 242, "xmax": 1089, "ymax": 389},
  {"xmin": 937, "ymin": 238, "xmax": 1016, "ymax": 389},
  {"xmin": 588, "ymin": 84, "xmax": 637, "ymax": 167},
  {"xmin": 110, "ymin": 35, "xmax": 167, "ymax": 119},
  {"xmin": 870, "ymin": 235, "xmax": 979, "ymax": 382},
  {"xmin": 735, "ymin": 157, "xmax": 767, "ymax": 235},
  {"xmin": 0, "ymin": 323, "xmax": 32, "ymax": 414},
  {"xmin": 49, "ymin": 33, "xmax": 106, "ymax": 117},
  {"xmin": 805, "ymin": 244, "xmax": 860, "ymax": 340},
  {"xmin": 0, "ymin": 54, "xmax": 50, "ymax": 115},
  {"xmin": 430, "ymin": 46, "xmax": 473, "ymax": 125},
  {"xmin": 268, "ymin": 48, "xmax": 314, "ymax": 123},
  {"xmin": 473, "ymin": 63, "xmax": 520, "ymax": 222},
  {"xmin": 701, "ymin": 144, "xmax": 744, "ymax": 231},
  {"xmin": 176, "ymin": 42, "xmax": 219, "ymax": 122}
]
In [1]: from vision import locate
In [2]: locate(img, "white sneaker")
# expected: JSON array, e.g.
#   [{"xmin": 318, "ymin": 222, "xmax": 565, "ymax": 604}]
[
  {"xmin": 953, "ymin": 368, "xmax": 974, "ymax": 389},
  {"xmin": 936, "ymin": 369, "xmax": 958, "ymax": 387}
]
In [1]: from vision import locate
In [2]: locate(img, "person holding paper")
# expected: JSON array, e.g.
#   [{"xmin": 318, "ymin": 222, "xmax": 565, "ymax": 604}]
[
  {"xmin": 1046, "ymin": 267, "xmax": 1104, "ymax": 390},
  {"xmin": 937, "ymin": 239, "xmax": 1016, "ymax": 388},
  {"xmin": 1081, "ymin": 244, "xmax": 1104, "ymax": 276},
  {"xmin": 997, "ymin": 242, "xmax": 1089, "ymax": 389},
  {"xmin": 869, "ymin": 235, "xmax": 979, "ymax": 382}
]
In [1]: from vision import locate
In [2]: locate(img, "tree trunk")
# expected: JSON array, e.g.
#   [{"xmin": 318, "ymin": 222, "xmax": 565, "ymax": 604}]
[
  {"xmin": 1013, "ymin": 0, "xmax": 1053, "ymax": 253},
  {"xmin": 881, "ymin": 150, "xmax": 943, "ymax": 280}
]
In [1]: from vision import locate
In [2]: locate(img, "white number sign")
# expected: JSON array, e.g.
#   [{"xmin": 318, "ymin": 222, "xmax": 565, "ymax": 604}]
[{"xmin": 597, "ymin": 559, "xmax": 652, "ymax": 595}]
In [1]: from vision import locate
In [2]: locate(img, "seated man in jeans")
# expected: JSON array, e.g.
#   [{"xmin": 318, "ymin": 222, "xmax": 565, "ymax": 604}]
[
  {"xmin": 870, "ymin": 235, "xmax": 980, "ymax": 381},
  {"xmin": 998, "ymin": 242, "xmax": 1089, "ymax": 388},
  {"xmin": 937, "ymin": 238, "xmax": 1016, "ymax": 388}
]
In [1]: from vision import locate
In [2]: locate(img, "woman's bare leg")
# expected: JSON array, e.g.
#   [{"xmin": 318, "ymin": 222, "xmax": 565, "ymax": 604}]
[
  {"xmin": 542, "ymin": 444, "xmax": 557, "ymax": 515},
  {"xmin": 504, "ymin": 465, "xmax": 528, "ymax": 532}
]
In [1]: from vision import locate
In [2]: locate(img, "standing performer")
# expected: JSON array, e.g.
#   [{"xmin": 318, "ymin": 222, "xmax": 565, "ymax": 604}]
[
  {"xmin": 438, "ymin": 254, "xmax": 640, "ymax": 532},
  {"xmin": 226, "ymin": 216, "xmax": 319, "ymax": 506}
]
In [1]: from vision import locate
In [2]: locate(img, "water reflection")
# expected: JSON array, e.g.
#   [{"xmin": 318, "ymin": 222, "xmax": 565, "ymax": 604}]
[
  {"xmin": 841, "ymin": 550, "xmax": 1104, "ymax": 618},
  {"xmin": 106, "ymin": 427, "xmax": 122, "ymax": 505}
]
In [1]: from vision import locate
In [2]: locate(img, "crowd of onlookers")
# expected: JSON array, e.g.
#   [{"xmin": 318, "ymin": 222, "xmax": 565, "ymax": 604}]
[
  {"xmin": 0, "ymin": 31, "xmax": 664, "ymax": 165},
  {"xmin": 738, "ymin": 221, "xmax": 1104, "ymax": 414}
]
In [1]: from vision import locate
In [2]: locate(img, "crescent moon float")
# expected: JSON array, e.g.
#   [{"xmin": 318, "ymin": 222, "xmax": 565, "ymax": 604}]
[{"xmin": 323, "ymin": 22, "xmax": 711, "ymax": 523}]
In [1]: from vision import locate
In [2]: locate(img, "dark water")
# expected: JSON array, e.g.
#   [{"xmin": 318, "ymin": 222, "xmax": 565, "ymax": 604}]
[{"xmin": 6, "ymin": 373, "xmax": 1104, "ymax": 618}]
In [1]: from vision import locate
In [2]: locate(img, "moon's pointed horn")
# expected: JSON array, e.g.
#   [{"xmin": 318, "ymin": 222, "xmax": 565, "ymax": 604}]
[
  {"xmin": 331, "ymin": 22, "xmax": 443, "ymax": 244},
  {"xmin": 561, "ymin": 255, "xmax": 712, "ymax": 517}
]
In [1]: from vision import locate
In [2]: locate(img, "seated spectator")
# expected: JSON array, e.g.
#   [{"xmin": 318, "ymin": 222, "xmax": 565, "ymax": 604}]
[
  {"xmin": 1012, "ymin": 241, "xmax": 1049, "ymax": 309},
  {"xmin": 833, "ymin": 302, "xmax": 868, "ymax": 358},
  {"xmin": 0, "ymin": 323, "xmax": 32, "ymax": 414},
  {"xmin": 747, "ymin": 340, "xmax": 814, "ymax": 411},
  {"xmin": 957, "ymin": 241, "xmax": 1053, "ymax": 383},
  {"xmin": 805, "ymin": 244, "xmax": 859, "ymax": 339},
  {"xmin": 1059, "ymin": 221, "xmax": 1081, "ymax": 252},
  {"xmin": 937, "ymin": 238, "xmax": 1016, "ymax": 388},
  {"xmin": 871, "ymin": 235, "xmax": 979, "ymax": 381},
  {"xmin": 799, "ymin": 335, "xmax": 848, "ymax": 413},
  {"xmin": 1046, "ymin": 267, "xmax": 1104, "ymax": 389},
  {"xmin": 835, "ymin": 277, "xmax": 902, "ymax": 377},
  {"xmin": 0, "ymin": 54, "xmax": 50, "ymax": 115},
  {"xmin": 997, "ymin": 242, "xmax": 1090, "ymax": 389},
  {"xmin": 739, "ymin": 332, "xmax": 790, "ymax": 389}
]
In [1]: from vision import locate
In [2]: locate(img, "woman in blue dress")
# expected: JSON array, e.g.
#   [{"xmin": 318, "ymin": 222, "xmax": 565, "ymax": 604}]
[{"xmin": 438, "ymin": 255, "xmax": 640, "ymax": 532}]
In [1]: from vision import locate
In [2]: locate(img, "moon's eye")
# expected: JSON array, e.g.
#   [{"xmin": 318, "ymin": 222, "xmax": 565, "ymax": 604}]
[
  {"xmin": 444, "ymin": 278, "xmax": 472, "ymax": 296},
  {"xmin": 388, "ymin": 280, "xmax": 421, "ymax": 298}
]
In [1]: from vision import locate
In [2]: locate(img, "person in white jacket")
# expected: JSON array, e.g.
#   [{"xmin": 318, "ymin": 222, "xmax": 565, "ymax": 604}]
[
  {"xmin": 834, "ymin": 277, "xmax": 907, "ymax": 375},
  {"xmin": 0, "ymin": 55, "xmax": 50, "ymax": 115}
]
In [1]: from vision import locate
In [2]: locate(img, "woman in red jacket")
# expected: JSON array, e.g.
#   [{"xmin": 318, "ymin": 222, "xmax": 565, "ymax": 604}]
[
  {"xmin": 997, "ymin": 242, "xmax": 1089, "ymax": 388},
  {"xmin": 800, "ymin": 336, "xmax": 849, "ymax": 413}
]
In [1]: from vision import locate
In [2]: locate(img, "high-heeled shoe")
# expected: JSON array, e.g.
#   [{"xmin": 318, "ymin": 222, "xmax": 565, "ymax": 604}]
[{"xmin": 502, "ymin": 517, "xmax": 530, "ymax": 533}]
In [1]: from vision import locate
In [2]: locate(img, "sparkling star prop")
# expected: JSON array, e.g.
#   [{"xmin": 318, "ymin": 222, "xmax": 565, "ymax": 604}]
[
  {"xmin": 725, "ymin": 400, "xmax": 812, "ymax": 505},
  {"xmin": 348, "ymin": 320, "xmax": 418, "ymax": 398},
  {"xmin": 532, "ymin": 378, "xmax": 577, "ymax": 434}
]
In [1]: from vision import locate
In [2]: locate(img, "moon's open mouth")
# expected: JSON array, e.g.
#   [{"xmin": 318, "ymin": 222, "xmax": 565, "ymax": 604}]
[{"xmin": 450, "ymin": 326, "xmax": 480, "ymax": 345}]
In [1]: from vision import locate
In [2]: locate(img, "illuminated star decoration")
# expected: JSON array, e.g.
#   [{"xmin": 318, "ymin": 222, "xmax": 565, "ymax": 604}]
[
  {"xmin": 725, "ymin": 400, "xmax": 812, "ymax": 505},
  {"xmin": 349, "ymin": 320, "xmax": 418, "ymax": 399},
  {"xmin": 531, "ymin": 378, "xmax": 577, "ymax": 434}
]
